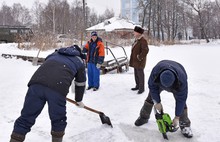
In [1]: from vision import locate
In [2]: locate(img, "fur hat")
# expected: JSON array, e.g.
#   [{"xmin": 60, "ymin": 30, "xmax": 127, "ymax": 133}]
[
  {"xmin": 134, "ymin": 26, "xmax": 144, "ymax": 34},
  {"xmin": 91, "ymin": 31, "xmax": 98, "ymax": 36},
  {"xmin": 160, "ymin": 70, "xmax": 176, "ymax": 87}
]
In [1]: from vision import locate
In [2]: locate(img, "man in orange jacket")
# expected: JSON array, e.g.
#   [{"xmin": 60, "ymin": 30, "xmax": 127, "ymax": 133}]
[{"xmin": 83, "ymin": 31, "xmax": 105, "ymax": 91}]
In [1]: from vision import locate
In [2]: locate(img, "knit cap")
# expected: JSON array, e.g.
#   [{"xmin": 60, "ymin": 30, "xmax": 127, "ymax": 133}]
[{"xmin": 160, "ymin": 70, "xmax": 175, "ymax": 87}]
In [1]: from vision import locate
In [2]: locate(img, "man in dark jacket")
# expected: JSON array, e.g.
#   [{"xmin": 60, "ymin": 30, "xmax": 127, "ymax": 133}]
[
  {"xmin": 134, "ymin": 60, "xmax": 193, "ymax": 138},
  {"xmin": 9, "ymin": 45, "xmax": 86, "ymax": 142},
  {"xmin": 129, "ymin": 26, "xmax": 149, "ymax": 94}
]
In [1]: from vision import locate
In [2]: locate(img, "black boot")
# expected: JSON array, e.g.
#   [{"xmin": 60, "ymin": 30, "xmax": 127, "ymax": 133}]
[
  {"xmin": 179, "ymin": 109, "xmax": 193, "ymax": 138},
  {"xmin": 10, "ymin": 132, "xmax": 25, "ymax": 142},
  {"xmin": 135, "ymin": 117, "xmax": 148, "ymax": 126},
  {"xmin": 87, "ymin": 86, "xmax": 93, "ymax": 90},
  {"xmin": 131, "ymin": 85, "xmax": 139, "ymax": 91},
  {"xmin": 51, "ymin": 131, "xmax": 64, "ymax": 142},
  {"xmin": 135, "ymin": 101, "xmax": 153, "ymax": 126},
  {"xmin": 137, "ymin": 90, "xmax": 144, "ymax": 94}
]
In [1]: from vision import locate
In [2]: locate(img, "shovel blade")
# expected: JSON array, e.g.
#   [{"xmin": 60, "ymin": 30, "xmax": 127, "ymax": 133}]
[{"xmin": 99, "ymin": 112, "xmax": 113, "ymax": 128}]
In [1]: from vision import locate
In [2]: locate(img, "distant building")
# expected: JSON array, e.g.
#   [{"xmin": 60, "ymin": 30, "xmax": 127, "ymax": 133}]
[
  {"xmin": 85, "ymin": 17, "xmax": 139, "ymax": 45},
  {"xmin": 86, "ymin": 17, "xmax": 137, "ymax": 32},
  {"xmin": 121, "ymin": 0, "xmax": 141, "ymax": 24}
]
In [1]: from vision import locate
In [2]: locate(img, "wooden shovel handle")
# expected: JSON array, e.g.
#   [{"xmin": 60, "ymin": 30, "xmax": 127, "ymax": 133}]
[{"xmin": 66, "ymin": 97, "xmax": 102, "ymax": 114}]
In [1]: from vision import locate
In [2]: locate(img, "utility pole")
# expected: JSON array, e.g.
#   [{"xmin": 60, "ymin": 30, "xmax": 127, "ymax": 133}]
[
  {"xmin": 83, "ymin": 0, "xmax": 86, "ymax": 30},
  {"xmin": 81, "ymin": 0, "xmax": 86, "ymax": 46}
]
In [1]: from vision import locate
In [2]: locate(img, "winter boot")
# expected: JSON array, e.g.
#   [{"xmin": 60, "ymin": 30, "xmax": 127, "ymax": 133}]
[
  {"xmin": 179, "ymin": 109, "xmax": 193, "ymax": 138},
  {"xmin": 52, "ymin": 137, "xmax": 63, "ymax": 142},
  {"xmin": 131, "ymin": 87, "xmax": 139, "ymax": 91},
  {"xmin": 10, "ymin": 132, "xmax": 25, "ymax": 142},
  {"xmin": 51, "ymin": 131, "xmax": 64, "ymax": 142},
  {"xmin": 135, "ymin": 101, "xmax": 153, "ymax": 126}
]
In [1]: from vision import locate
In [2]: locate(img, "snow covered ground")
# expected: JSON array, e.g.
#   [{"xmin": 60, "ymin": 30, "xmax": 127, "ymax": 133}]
[{"xmin": 1, "ymin": 41, "xmax": 220, "ymax": 142}]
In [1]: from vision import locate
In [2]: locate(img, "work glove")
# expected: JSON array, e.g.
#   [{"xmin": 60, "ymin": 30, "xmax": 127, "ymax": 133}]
[
  {"xmin": 172, "ymin": 116, "xmax": 180, "ymax": 129},
  {"xmin": 96, "ymin": 63, "xmax": 102, "ymax": 69},
  {"xmin": 154, "ymin": 103, "xmax": 163, "ymax": 113},
  {"xmin": 76, "ymin": 101, "xmax": 85, "ymax": 108}
]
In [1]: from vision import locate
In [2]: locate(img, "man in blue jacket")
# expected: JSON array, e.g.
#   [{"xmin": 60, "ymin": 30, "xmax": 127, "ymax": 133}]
[
  {"xmin": 134, "ymin": 60, "xmax": 193, "ymax": 138},
  {"xmin": 9, "ymin": 45, "xmax": 86, "ymax": 142}
]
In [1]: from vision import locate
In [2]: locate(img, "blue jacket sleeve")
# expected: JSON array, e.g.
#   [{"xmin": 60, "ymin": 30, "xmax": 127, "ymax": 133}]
[
  {"xmin": 174, "ymin": 81, "xmax": 188, "ymax": 116},
  {"xmin": 97, "ymin": 56, "xmax": 104, "ymax": 64},
  {"xmin": 148, "ymin": 70, "xmax": 161, "ymax": 103},
  {"xmin": 74, "ymin": 66, "xmax": 86, "ymax": 102}
]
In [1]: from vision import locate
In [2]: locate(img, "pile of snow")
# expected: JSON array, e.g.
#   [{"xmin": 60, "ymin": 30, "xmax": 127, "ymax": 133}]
[{"xmin": 0, "ymin": 41, "xmax": 220, "ymax": 142}]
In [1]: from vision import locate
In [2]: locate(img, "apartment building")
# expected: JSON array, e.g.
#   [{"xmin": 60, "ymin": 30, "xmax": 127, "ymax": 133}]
[{"xmin": 121, "ymin": 0, "xmax": 141, "ymax": 24}]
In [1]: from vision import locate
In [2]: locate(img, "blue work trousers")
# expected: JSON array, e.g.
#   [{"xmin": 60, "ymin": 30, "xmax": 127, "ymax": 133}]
[
  {"xmin": 13, "ymin": 84, "xmax": 67, "ymax": 135},
  {"xmin": 87, "ymin": 63, "xmax": 100, "ymax": 88}
]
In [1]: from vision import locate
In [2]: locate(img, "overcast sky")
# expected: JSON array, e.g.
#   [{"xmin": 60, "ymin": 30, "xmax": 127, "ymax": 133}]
[{"xmin": 0, "ymin": 0, "xmax": 121, "ymax": 16}]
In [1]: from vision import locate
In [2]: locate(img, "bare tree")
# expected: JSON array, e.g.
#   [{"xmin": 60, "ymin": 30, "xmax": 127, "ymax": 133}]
[
  {"xmin": 0, "ymin": 4, "xmax": 14, "ymax": 25},
  {"xmin": 69, "ymin": 0, "xmax": 84, "ymax": 39},
  {"xmin": 146, "ymin": 0, "xmax": 153, "ymax": 36},
  {"xmin": 207, "ymin": 1, "xmax": 220, "ymax": 39},
  {"xmin": 57, "ymin": 0, "xmax": 70, "ymax": 34},
  {"xmin": 43, "ymin": 0, "xmax": 60, "ymax": 34},
  {"xmin": 31, "ymin": 0, "xmax": 45, "ymax": 33},
  {"xmin": 103, "ymin": 8, "xmax": 115, "ymax": 20},
  {"xmin": 137, "ymin": 0, "xmax": 150, "ymax": 28},
  {"xmin": 87, "ymin": 9, "xmax": 99, "ymax": 27},
  {"xmin": 5, "ymin": 0, "xmax": 220, "ymax": 43},
  {"xmin": 11, "ymin": 4, "xmax": 32, "ymax": 26},
  {"xmin": 179, "ymin": 2, "xmax": 193, "ymax": 40},
  {"xmin": 182, "ymin": 0, "xmax": 210, "ymax": 42},
  {"xmin": 216, "ymin": 0, "xmax": 220, "ymax": 9}
]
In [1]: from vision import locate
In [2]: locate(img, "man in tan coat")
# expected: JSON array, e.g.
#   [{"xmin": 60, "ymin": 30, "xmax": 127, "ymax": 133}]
[{"xmin": 129, "ymin": 26, "xmax": 149, "ymax": 94}]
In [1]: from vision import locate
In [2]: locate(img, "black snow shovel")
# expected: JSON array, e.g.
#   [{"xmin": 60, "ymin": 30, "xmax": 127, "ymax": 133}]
[{"xmin": 66, "ymin": 97, "xmax": 113, "ymax": 128}]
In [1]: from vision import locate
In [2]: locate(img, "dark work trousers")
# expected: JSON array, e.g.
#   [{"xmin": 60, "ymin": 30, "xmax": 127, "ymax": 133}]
[
  {"xmin": 134, "ymin": 68, "xmax": 145, "ymax": 92},
  {"xmin": 13, "ymin": 84, "xmax": 67, "ymax": 135}
]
